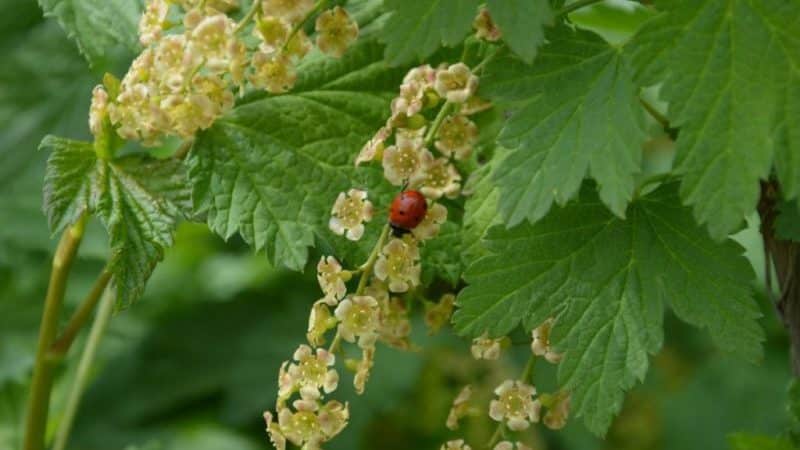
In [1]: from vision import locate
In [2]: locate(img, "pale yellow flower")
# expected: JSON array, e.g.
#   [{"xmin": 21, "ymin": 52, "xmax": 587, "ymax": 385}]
[
  {"xmin": 262, "ymin": 0, "xmax": 315, "ymax": 23},
  {"xmin": 255, "ymin": 15, "xmax": 290, "ymax": 53},
  {"xmin": 473, "ymin": 8, "xmax": 502, "ymax": 42},
  {"xmin": 446, "ymin": 385, "xmax": 472, "ymax": 430},
  {"xmin": 382, "ymin": 142, "xmax": 433, "ymax": 186},
  {"xmin": 250, "ymin": 52, "xmax": 297, "ymax": 93},
  {"xmin": 334, "ymin": 295, "xmax": 380, "ymax": 348},
  {"xmin": 411, "ymin": 203, "xmax": 448, "ymax": 240},
  {"xmin": 317, "ymin": 256, "xmax": 351, "ymax": 303},
  {"xmin": 139, "ymin": 0, "xmax": 169, "ymax": 46},
  {"xmin": 277, "ymin": 393, "xmax": 349, "ymax": 449},
  {"xmin": 489, "ymin": 380, "xmax": 541, "ymax": 431},
  {"xmin": 531, "ymin": 318, "xmax": 562, "ymax": 364},
  {"xmin": 263, "ymin": 411, "xmax": 287, "ymax": 450},
  {"xmin": 494, "ymin": 442, "xmax": 532, "ymax": 450},
  {"xmin": 307, "ymin": 300, "xmax": 336, "ymax": 346},
  {"xmin": 403, "ymin": 64, "xmax": 436, "ymax": 88},
  {"xmin": 470, "ymin": 333, "xmax": 503, "ymax": 360},
  {"xmin": 88, "ymin": 85, "xmax": 109, "ymax": 138},
  {"xmin": 315, "ymin": 6, "xmax": 359, "ymax": 57},
  {"xmin": 189, "ymin": 13, "xmax": 238, "ymax": 74},
  {"xmin": 412, "ymin": 157, "xmax": 461, "ymax": 199},
  {"xmin": 329, "ymin": 189, "xmax": 373, "ymax": 241},
  {"xmin": 435, "ymin": 115, "xmax": 478, "ymax": 160},
  {"xmin": 353, "ymin": 346, "xmax": 375, "ymax": 394},
  {"xmin": 374, "ymin": 237, "xmax": 421, "ymax": 293},
  {"xmin": 442, "ymin": 440, "xmax": 472, "ymax": 450},
  {"xmin": 378, "ymin": 296, "xmax": 411, "ymax": 350},
  {"xmin": 286, "ymin": 344, "xmax": 339, "ymax": 395},
  {"xmin": 424, "ymin": 293, "xmax": 455, "ymax": 334},
  {"xmin": 543, "ymin": 391, "xmax": 571, "ymax": 430},
  {"xmin": 391, "ymin": 82, "xmax": 426, "ymax": 117},
  {"xmin": 356, "ymin": 125, "xmax": 391, "ymax": 166},
  {"xmin": 435, "ymin": 63, "xmax": 478, "ymax": 103}
]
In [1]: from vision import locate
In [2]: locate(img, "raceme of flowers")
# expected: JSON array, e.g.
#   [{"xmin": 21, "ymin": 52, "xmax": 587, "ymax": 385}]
[{"xmin": 89, "ymin": 0, "xmax": 359, "ymax": 147}]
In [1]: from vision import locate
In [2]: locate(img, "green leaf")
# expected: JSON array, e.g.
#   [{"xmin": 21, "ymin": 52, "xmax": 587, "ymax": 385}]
[
  {"xmin": 486, "ymin": 0, "xmax": 551, "ymax": 63},
  {"xmin": 461, "ymin": 152, "xmax": 502, "ymax": 263},
  {"xmin": 42, "ymin": 136, "xmax": 189, "ymax": 304},
  {"xmin": 728, "ymin": 433, "xmax": 794, "ymax": 450},
  {"xmin": 190, "ymin": 41, "xmax": 402, "ymax": 271},
  {"xmin": 628, "ymin": 0, "xmax": 800, "ymax": 239},
  {"xmin": 454, "ymin": 183, "xmax": 763, "ymax": 434},
  {"xmin": 380, "ymin": 0, "xmax": 480, "ymax": 65},
  {"xmin": 38, "ymin": 0, "xmax": 141, "ymax": 67},
  {"xmin": 482, "ymin": 28, "xmax": 646, "ymax": 226}
]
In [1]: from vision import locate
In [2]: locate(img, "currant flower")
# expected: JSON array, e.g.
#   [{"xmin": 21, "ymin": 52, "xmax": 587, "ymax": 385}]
[
  {"xmin": 442, "ymin": 439, "xmax": 472, "ymax": 450},
  {"xmin": 489, "ymin": 380, "xmax": 541, "ymax": 431},
  {"xmin": 435, "ymin": 63, "xmax": 479, "ymax": 104},
  {"xmin": 287, "ymin": 345, "xmax": 339, "ymax": 395},
  {"xmin": 403, "ymin": 64, "xmax": 436, "ymax": 89},
  {"xmin": 255, "ymin": 15, "xmax": 291, "ymax": 52},
  {"xmin": 353, "ymin": 346, "xmax": 375, "ymax": 394},
  {"xmin": 395, "ymin": 127, "xmax": 426, "ymax": 147},
  {"xmin": 188, "ymin": 13, "xmax": 238, "ymax": 74},
  {"xmin": 543, "ymin": 391, "xmax": 571, "ymax": 430},
  {"xmin": 329, "ymin": 189, "xmax": 374, "ymax": 241},
  {"xmin": 413, "ymin": 157, "xmax": 462, "ymax": 199},
  {"xmin": 473, "ymin": 8, "xmax": 502, "ymax": 42},
  {"xmin": 263, "ymin": 411, "xmax": 287, "ymax": 450},
  {"xmin": 250, "ymin": 52, "xmax": 297, "ymax": 93},
  {"xmin": 262, "ymin": 0, "xmax": 315, "ymax": 23},
  {"xmin": 411, "ymin": 203, "xmax": 448, "ymax": 240},
  {"xmin": 494, "ymin": 442, "xmax": 532, "ymax": 450},
  {"xmin": 307, "ymin": 300, "xmax": 336, "ymax": 346},
  {"xmin": 374, "ymin": 236, "xmax": 421, "ymax": 293},
  {"xmin": 334, "ymin": 295, "xmax": 380, "ymax": 348},
  {"xmin": 531, "ymin": 318, "xmax": 563, "ymax": 364},
  {"xmin": 277, "ymin": 393, "xmax": 349, "ymax": 449},
  {"xmin": 317, "ymin": 256, "xmax": 351, "ymax": 303},
  {"xmin": 378, "ymin": 296, "xmax": 412, "ymax": 350},
  {"xmin": 424, "ymin": 293, "xmax": 455, "ymax": 334},
  {"xmin": 391, "ymin": 82, "xmax": 426, "ymax": 117},
  {"xmin": 435, "ymin": 115, "xmax": 478, "ymax": 160},
  {"xmin": 446, "ymin": 385, "xmax": 472, "ymax": 430},
  {"xmin": 88, "ymin": 85, "xmax": 109, "ymax": 138},
  {"xmin": 382, "ymin": 141, "xmax": 433, "ymax": 186},
  {"xmin": 139, "ymin": 0, "xmax": 169, "ymax": 46},
  {"xmin": 470, "ymin": 333, "xmax": 503, "ymax": 360},
  {"xmin": 356, "ymin": 125, "xmax": 391, "ymax": 166},
  {"xmin": 315, "ymin": 6, "xmax": 359, "ymax": 57}
]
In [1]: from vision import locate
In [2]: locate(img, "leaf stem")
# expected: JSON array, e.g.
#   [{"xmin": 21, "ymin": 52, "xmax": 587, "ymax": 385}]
[
  {"xmin": 424, "ymin": 102, "xmax": 453, "ymax": 147},
  {"xmin": 234, "ymin": 0, "xmax": 261, "ymax": 33},
  {"xmin": 639, "ymin": 97, "xmax": 678, "ymax": 139},
  {"xmin": 48, "ymin": 265, "xmax": 113, "ymax": 358},
  {"xmin": 23, "ymin": 212, "xmax": 88, "ymax": 450},
  {"xmin": 51, "ymin": 288, "xmax": 116, "ymax": 450},
  {"xmin": 556, "ymin": 0, "xmax": 606, "ymax": 16}
]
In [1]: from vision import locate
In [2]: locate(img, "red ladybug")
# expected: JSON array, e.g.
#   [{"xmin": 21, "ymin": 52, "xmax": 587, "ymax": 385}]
[{"xmin": 389, "ymin": 190, "xmax": 428, "ymax": 236}]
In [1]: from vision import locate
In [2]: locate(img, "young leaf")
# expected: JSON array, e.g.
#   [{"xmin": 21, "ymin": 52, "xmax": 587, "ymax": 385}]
[
  {"xmin": 628, "ymin": 0, "xmax": 800, "ymax": 239},
  {"xmin": 454, "ymin": 183, "xmax": 763, "ymax": 434},
  {"xmin": 42, "ymin": 136, "xmax": 189, "ymax": 304},
  {"xmin": 482, "ymin": 28, "xmax": 646, "ymax": 226},
  {"xmin": 38, "ymin": 0, "xmax": 141, "ymax": 67},
  {"xmin": 190, "ymin": 41, "xmax": 403, "ymax": 271},
  {"xmin": 486, "ymin": 0, "xmax": 551, "ymax": 63},
  {"xmin": 380, "ymin": 0, "xmax": 480, "ymax": 65}
]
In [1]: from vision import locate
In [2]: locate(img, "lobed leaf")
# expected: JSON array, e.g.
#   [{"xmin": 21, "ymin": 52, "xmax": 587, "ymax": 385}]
[{"xmin": 486, "ymin": 0, "xmax": 551, "ymax": 63}]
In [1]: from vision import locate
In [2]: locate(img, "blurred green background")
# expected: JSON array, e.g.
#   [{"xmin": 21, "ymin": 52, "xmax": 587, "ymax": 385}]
[{"xmin": 0, "ymin": 1, "xmax": 796, "ymax": 449}]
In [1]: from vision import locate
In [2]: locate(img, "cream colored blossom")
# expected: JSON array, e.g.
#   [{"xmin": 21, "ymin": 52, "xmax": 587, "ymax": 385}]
[
  {"xmin": 489, "ymin": 380, "xmax": 540, "ymax": 431},
  {"xmin": 285, "ymin": 345, "xmax": 339, "ymax": 396},
  {"xmin": 276, "ymin": 394, "xmax": 349, "ymax": 449},
  {"xmin": 395, "ymin": 126, "xmax": 426, "ymax": 147},
  {"xmin": 382, "ymin": 142, "xmax": 433, "ymax": 186},
  {"xmin": 392, "ymin": 82, "xmax": 426, "ymax": 117},
  {"xmin": 262, "ymin": 0, "xmax": 315, "ymax": 23},
  {"xmin": 334, "ymin": 295, "xmax": 380, "ymax": 348},
  {"xmin": 378, "ymin": 296, "xmax": 411, "ymax": 350},
  {"xmin": 356, "ymin": 125, "xmax": 391, "ymax": 166},
  {"xmin": 435, "ymin": 115, "xmax": 478, "ymax": 160},
  {"xmin": 189, "ymin": 13, "xmax": 238, "ymax": 74},
  {"xmin": 424, "ymin": 293, "xmax": 455, "ymax": 334},
  {"xmin": 277, "ymin": 361, "xmax": 293, "ymax": 406},
  {"xmin": 307, "ymin": 300, "xmax": 336, "ymax": 346},
  {"xmin": 412, "ymin": 203, "xmax": 447, "ymax": 240},
  {"xmin": 264, "ymin": 411, "xmax": 287, "ymax": 450},
  {"xmin": 531, "ymin": 318, "xmax": 562, "ymax": 364},
  {"xmin": 435, "ymin": 63, "xmax": 478, "ymax": 103},
  {"xmin": 139, "ymin": 0, "xmax": 169, "ymax": 46},
  {"xmin": 255, "ymin": 15, "xmax": 290, "ymax": 52},
  {"xmin": 543, "ymin": 391, "xmax": 571, "ymax": 430},
  {"xmin": 250, "ymin": 52, "xmax": 297, "ymax": 93},
  {"xmin": 413, "ymin": 157, "xmax": 461, "ymax": 199},
  {"xmin": 473, "ymin": 8, "xmax": 502, "ymax": 42},
  {"xmin": 315, "ymin": 6, "xmax": 359, "ymax": 57},
  {"xmin": 494, "ymin": 442, "xmax": 532, "ymax": 450},
  {"xmin": 446, "ymin": 385, "xmax": 472, "ymax": 430},
  {"xmin": 353, "ymin": 346, "xmax": 375, "ymax": 394},
  {"xmin": 317, "ymin": 256, "xmax": 351, "ymax": 303},
  {"xmin": 374, "ymin": 237, "xmax": 421, "ymax": 293},
  {"xmin": 403, "ymin": 64, "xmax": 436, "ymax": 88},
  {"xmin": 88, "ymin": 85, "xmax": 109, "ymax": 138},
  {"xmin": 329, "ymin": 189, "xmax": 373, "ymax": 241},
  {"xmin": 470, "ymin": 333, "xmax": 503, "ymax": 360},
  {"xmin": 442, "ymin": 440, "xmax": 472, "ymax": 450}
]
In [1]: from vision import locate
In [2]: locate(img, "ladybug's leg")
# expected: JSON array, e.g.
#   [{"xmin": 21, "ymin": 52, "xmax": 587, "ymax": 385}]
[{"xmin": 390, "ymin": 224, "xmax": 411, "ymax": 237}]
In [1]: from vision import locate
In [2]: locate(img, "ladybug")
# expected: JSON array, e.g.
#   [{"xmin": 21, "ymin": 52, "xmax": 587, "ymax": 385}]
[{"xmin": 389, "ymin": 190, "xmax": 428, "ymax": 236}]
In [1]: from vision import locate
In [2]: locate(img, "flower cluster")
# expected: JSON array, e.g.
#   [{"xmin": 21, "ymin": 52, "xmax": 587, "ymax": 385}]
[{"xmin": 90, "ymin": 0, "xmax": 359, "ymax": 147}]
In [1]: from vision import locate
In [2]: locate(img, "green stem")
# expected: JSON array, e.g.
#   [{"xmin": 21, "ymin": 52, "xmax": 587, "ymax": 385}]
[
  {"xmin": 328, "ymin": 331, "xmax": 343, "ymax": 354},
  {"xmin": 51, "ymin": 288, "xmax": 116, "ymax": 450},
  {"xmin": 487, "ymin": 423, "xmax": 505, "ymax": 448},
  {"xmin": 556, "ymin": 0, "xmax": 605, "ymax": 16},
  {"xmin": 424, "ymin": 102, "xmax": 454, "ymax": 147},
  {"xmin": 23, "ymin": 212, "xmax": 88, "ymax": 450},
  {"xmin": 639, "ymin": 97, "xmax": 670, "ymax": 130},
  {"xmin": 355, "ymin": 224, "xmax": 390, "ymax": 295},
  {"xmin": 48, "ymin": 265, "xmax": 112, "ymax": 358},
  {"xmin": 234, "ymin": 0, "xmax": 261, "ymax": 33}
]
